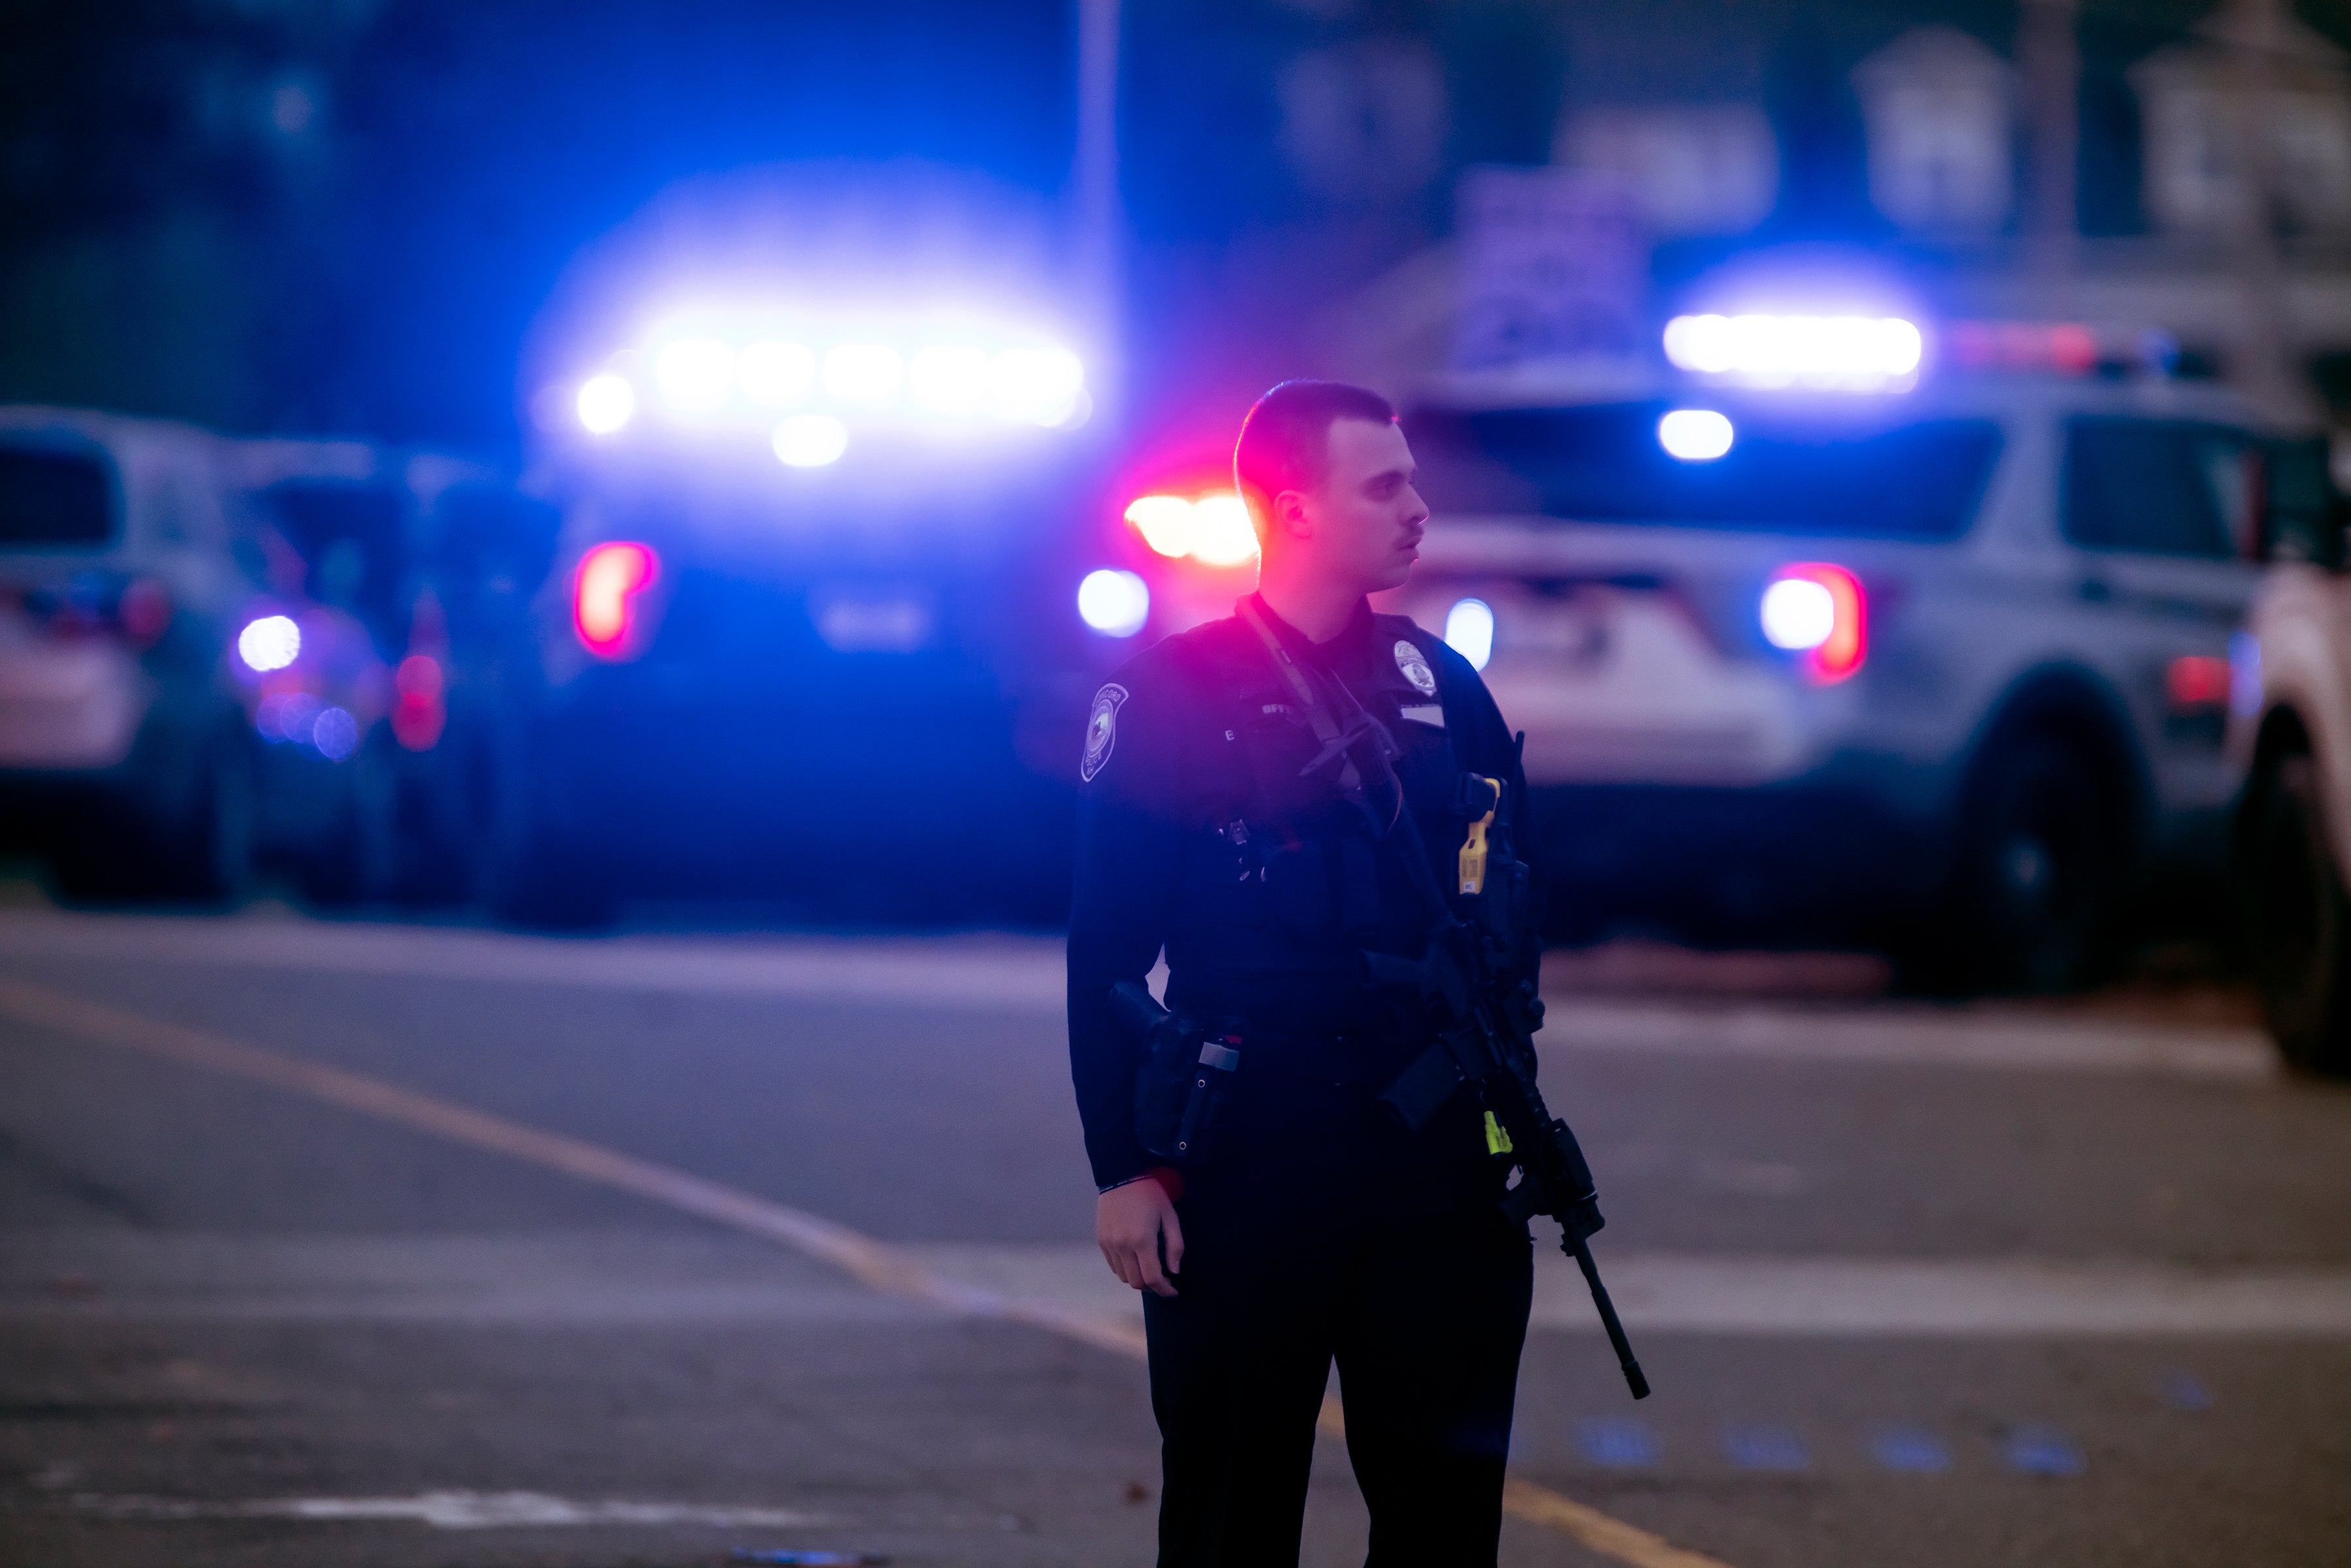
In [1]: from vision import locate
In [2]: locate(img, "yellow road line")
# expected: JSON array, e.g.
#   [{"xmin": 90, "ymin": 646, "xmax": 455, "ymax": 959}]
[{"xmin": 0, "ymin": 976, "xmax": 1733, "ymax": 1568}]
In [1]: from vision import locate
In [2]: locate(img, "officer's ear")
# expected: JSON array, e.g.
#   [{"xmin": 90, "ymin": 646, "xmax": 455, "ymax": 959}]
[{"xmin": 1271, "ymin": 487, "xmax": 1314, "ymax": 542}]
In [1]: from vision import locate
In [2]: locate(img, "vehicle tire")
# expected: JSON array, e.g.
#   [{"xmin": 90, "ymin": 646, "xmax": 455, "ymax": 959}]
[
  {"xmin": 167, "ymin": 728, "xmax": 260, "ymax": 904},
  {"xmin": 49, "ymin": 726, "xmax": 255, "ymax": 907},
  {"xmin": 2242, "ymin": 750, "xmax": 2351, "ymax": 1074},
  {"xmin": 476, "ymin": 722, "xmax": 615, "ymax": 931},
  {"xmin": 385, "ymin": 717, "xmax": 495, "ymax": 910},
  {"xmin": 1930, "ymin": 729, "xmax": 2124, "ymax": 994},
  {"xmin": 298, "ymin": 740, "xmax": 398, "ymax": 909}
]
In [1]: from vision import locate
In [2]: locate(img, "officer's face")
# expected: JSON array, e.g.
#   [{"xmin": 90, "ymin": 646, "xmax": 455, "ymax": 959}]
[{"xmin": 1296, "ymin": 418, "xmax": 1430, "ymax": 595}]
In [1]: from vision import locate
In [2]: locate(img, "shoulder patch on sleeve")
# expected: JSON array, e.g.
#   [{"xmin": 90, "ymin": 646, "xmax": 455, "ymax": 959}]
[{"xmin": 1080, "ymin": 683, "xmax": 1130, "ymax": 782}]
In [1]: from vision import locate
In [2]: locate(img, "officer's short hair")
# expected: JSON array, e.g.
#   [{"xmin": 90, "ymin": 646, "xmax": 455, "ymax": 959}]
[{"xmin": 1234, "ymin": 380, "xmax": 1398, "ymax": 539}]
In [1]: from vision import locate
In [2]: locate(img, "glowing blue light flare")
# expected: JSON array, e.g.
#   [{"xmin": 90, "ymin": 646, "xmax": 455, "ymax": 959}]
[
  {"xmin": 738, "ymin": 342, "xmax": 816, "ymax": 407},
  {"xmin": 773, "ymin": 414, "xmax": 849, "ymax": 468},
  {"xmin": 1078, "ymin": 568, "xmax": 1149, "ymax": 637},
  {"xmin": 823, "ymin": 344, "xmax": 903, "ymax": 403},
  {"xmin": 910, "ymin": 345, "xmax": 993, "ymax": 415},
  {"xmin": 1657, "ymin": 409, "xmax": 1735, "ymax": 461},
  {"xmin": 576, "ymin": 373, "xmax": 635, "ymax": 434},
  {"xmin": 236, "ymin": 615, "xmax": 302, "ymax": 672},
  {"xmin": 1443, "ymin": 598, "xmax": 1495, "ymax": 671},
  {"xmin": 1665, "ymin": 313, "xmax": 1923, "ymax": 391},
  {"xmin": 993, "ymin": 346, "xmax": 1085, "ymax": 426},
  {"xmin": 656, "ymin": 340, "xmax": 735, "ymax": 411}
]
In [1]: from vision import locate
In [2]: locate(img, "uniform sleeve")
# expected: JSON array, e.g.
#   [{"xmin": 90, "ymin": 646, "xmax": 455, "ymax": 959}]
[{"xmin": 1066, "ymin": 654, "xmax": 1191, "ymax": 1191}]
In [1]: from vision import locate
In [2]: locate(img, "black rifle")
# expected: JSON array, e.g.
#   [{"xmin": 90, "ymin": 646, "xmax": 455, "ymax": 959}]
[{"xmin": 1236, "ymin": 600, "xmax": 1648, "ymax": 1400}]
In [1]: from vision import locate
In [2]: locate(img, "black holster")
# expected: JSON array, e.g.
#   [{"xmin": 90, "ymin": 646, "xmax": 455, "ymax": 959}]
[{"xmin": 1112, "ymin": 980, "xmax": 1243, "ymax": 1170}]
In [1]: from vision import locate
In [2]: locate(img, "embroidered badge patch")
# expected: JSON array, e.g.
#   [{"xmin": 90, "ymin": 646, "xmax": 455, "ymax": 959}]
[
  {"xmin": 1081, "ymin": 683, "xmax": 1128, "ymax": 782},
  {"xmin": 1394, "ymin": 639, "xmax": 1437, "ymax": 696}
]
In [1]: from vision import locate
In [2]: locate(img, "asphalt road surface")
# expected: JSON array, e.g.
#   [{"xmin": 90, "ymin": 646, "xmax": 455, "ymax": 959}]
[{"xmin": 3, "ymin": 907, "xmax": 2348, "ymax": 1567}]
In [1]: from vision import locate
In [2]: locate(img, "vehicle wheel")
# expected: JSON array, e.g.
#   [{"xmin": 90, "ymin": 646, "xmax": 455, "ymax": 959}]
[
  {"xmin": 477, "ymin": 724, "xmax": 615, "ymax": 931},
  {"xmin": 385, "ymin": 718, "xmax": 493, "ymax": 909},
  {"xmin": 1931, "ymin": 730, "xmax": 2123, "ymax": 993},
  {"xmin": 2243, "ymin": 751, "xmax": 2351, "ymax": 1074},
  {"xmin": 167, "ymin": 729, "xmax": 259, "ymax": 904},
  {"xmin": 48, "ymin": 728, "xmax": 255, "ymax": 907},
  {"xmin": 299, "ymin": 741, "xmax": 398, "ymax": 908}
]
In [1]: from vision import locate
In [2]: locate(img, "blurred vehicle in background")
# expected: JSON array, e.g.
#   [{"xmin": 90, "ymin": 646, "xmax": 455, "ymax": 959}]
[
  {"xmin": 493, "ymin": 304, "xmax": 1109, "ymax": 927},
  {"xmin": 229, "ymin": 440, "xmax": 558, "ymax": 910},
  {"xmin": 2228, "ymin": 456, "xmax": 2351, "ymax": 1072},
  {"xmin": 0, "ymin": 408, "xmax": 261, "ymax": 900},
  {"xmin": 0, "ymin": 408, "xmax": 554, "ymax": 910},
  {"xmin": 1368, "ymin": 315, "xmax": 2319, "ymax": 991}
]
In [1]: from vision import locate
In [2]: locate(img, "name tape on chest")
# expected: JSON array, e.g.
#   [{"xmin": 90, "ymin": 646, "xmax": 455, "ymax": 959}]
[
  {"xmin": 1394, "ymin": 639, "xmax": 1437, "ymax": 696},
  {"xmin": 1081, "ymin": 683, "xmax": 1128, "ymax": 782}
]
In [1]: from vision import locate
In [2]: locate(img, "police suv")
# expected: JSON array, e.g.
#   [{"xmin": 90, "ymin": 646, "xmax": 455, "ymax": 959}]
[
  {"xmin": 488, "ymin": 308, "xmax": 1107, "ymax": 925},
  {"xmin": 1382, "ymin": 315, "xmax": 2316, "ymax": 989}
]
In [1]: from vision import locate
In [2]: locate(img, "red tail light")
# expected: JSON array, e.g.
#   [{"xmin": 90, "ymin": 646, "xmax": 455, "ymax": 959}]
[
  {"xmin": 391, "ymin": 654, "xmax": 446, "ymax": 751},
  {"xmin": 118, "ymin": 577, "xmax": 173, "ymax": 648},
  {"xmin": 2166, "ymin": 654, "xmax": 2231, "ymax": 712},
  {"xmin": 1760, "ymin": 563, "xmax": 1868, "ymax": 683},
  {"xmin": 573, "ymin": 541, "xmax": 659, "ymax": 660}
]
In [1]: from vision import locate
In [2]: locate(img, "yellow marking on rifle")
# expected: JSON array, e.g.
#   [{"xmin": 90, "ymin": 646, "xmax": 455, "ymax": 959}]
[
  {"xmin": 1459, "ymin": 775, "xmax": 1499, "ymax": 894},
  {"xmin": 1484, "ymin": 1110, "xmax": 1514, "ymax": 1155}
]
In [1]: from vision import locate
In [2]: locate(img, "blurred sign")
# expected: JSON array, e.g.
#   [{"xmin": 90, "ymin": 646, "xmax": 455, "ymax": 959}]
[{"xmin": 1452, "ymin": 168, "xmax": 1648, "ymax": 372}]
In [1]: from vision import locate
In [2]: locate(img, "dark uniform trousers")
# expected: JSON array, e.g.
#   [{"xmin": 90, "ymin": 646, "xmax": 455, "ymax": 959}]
[{"xmin": 1142, "ymin": 1070, "xmax": 1534, "ymax": 1567}]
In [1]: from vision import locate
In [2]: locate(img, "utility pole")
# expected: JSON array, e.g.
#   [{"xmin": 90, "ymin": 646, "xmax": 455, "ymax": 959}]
[
  {"xmin": 2019, "ymin": 0, "xmax": 2080, "ymax": 314},
  {"xmin": 1074, "ymin": 0, "xmax": 1123, "ymax": 430}
]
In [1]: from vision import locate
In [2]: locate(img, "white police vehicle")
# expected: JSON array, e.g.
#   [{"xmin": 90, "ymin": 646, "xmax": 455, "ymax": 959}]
[
  {"xmin": 1384, "ymin": 314, "xmax": 2314, "ymax": 989},
  {"xmin": 2226, "ymin": 456, "xmax": 2351, "ymax": 1071}
]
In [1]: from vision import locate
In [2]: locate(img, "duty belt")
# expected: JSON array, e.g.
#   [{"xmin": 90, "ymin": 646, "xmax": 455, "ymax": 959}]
[{"xmin": 1236, "ymin": 1027, "xmax": 1411, "ymax": 1085}]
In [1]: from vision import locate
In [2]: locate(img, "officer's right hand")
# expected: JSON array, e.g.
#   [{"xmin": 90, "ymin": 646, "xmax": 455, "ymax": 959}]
[{"xmin": 1096, "ymin": 1177, "xmax": 1184, "ymax": 1297}]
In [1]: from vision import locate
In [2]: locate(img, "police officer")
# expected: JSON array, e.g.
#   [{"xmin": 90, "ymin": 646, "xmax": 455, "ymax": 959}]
[{"xmin": 1068, "ymin": 381, "xmax": 1537, "ymax": 1565}]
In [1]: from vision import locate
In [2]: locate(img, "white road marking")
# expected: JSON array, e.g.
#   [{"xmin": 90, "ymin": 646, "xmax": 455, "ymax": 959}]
[
  {"xmin": 0, "ymin": 909, "xmax": 2275, "ymax": 1079},
  {"xmin": 1550, "ymin": 995, "xmax": 2273, "ymax": 1081},
  {"xmin": 0, "ymin": 975, "xmax": 1732, "ymax": 1568},
  {"xmin": 0, "ymin": 910, "xmax": 1065, "ymax": 1012},
  {"xmin": 72, "ymin": 1490, "xmax": 824, "ymax": 1530}
]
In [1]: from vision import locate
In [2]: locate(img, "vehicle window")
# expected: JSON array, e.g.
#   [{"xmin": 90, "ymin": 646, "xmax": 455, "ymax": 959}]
[
  {"xmin": 259, "ymin": 481, "xmax": 407, "ymax": 641},
  {"xmin": 2062, "ymin": 417, "xmax": 2246, "ymax": 560},
  {"xmin": 1406, "ymin": 402, "xmax": 2003, "ymax": 539},
  {"xmin": 2262, "ymin": 436, "xmax": 2340, "ymax": 565},
  {"xmin": 0, "ymin": 447, "xmax": 116, "ymax": 546}
]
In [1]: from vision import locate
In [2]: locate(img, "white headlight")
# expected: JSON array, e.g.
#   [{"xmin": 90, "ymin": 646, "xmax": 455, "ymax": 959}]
[
  {"xmin": 575, "ymin": 372, "xmax": 635, "ymax": 434},
  {"xmin": 1657, "ymin": 409, "xmax": 1734, "ymax": 462},
  {"xmin": 1760, "ymin": 577, "xmax": 1836, "ymax": 650},
  {"xmin": 773, "ymin": 415, "xmax": 850, "ymax": 468},
  {"xmin": 1443, "ymin": 598, "xmax": 1494, "ymax": 671},
  {"xmin": 237, "ymin": 614, "xmax": 301, "ymax": 672},
  {"xmin": 1078, "ymin": 568, "xmax": 1149, "ymax": 637}
]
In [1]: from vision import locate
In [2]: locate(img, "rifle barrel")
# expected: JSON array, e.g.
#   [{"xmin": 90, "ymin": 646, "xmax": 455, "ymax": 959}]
[{"xmin": 1569, "ymin": 1233, "xmax": 1650, "ymax": 1400}]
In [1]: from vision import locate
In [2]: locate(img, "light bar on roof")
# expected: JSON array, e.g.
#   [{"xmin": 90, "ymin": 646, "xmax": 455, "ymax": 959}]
[
  {"xmin": 577, "ymin": 312, "xmax": 1089, "ymax": 438},
  {"xmin": 1664, "ymin": 313, "xmax": 1923, "ymax": 391}
]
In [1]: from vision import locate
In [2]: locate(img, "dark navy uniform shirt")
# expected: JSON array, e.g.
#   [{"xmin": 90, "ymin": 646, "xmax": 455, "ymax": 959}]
[{"xmin": 1066, "ymin": 592, "xmax": 1533, "ymax": 1192}]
